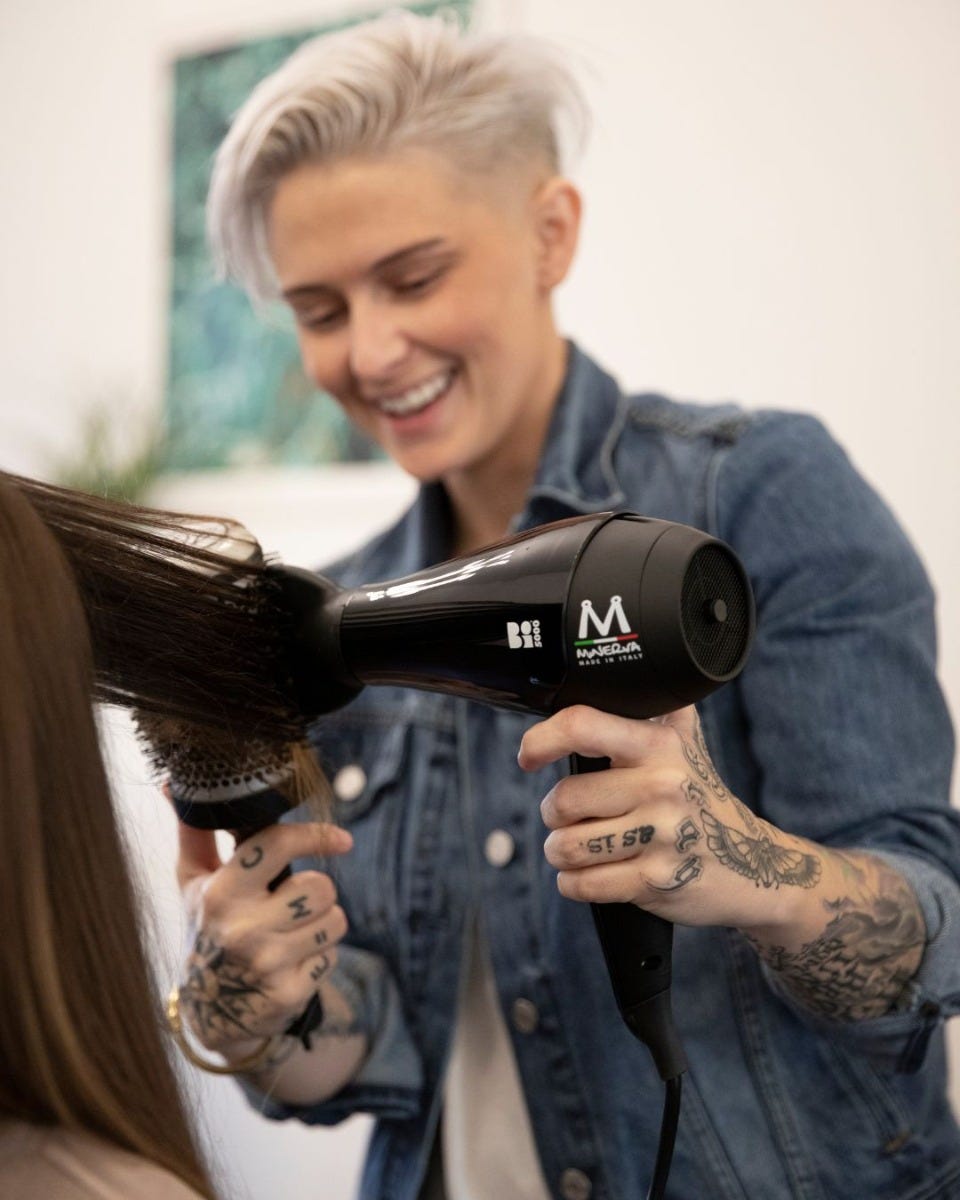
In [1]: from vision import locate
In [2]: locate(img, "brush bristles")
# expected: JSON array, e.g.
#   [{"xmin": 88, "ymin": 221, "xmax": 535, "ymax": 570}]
[{"xmin": 136, "ymin": 713, "xmax": 332, "ymax": 822}]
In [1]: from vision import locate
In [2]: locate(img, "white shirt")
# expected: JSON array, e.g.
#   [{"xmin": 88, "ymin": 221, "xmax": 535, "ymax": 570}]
[{"xmin": 440, "ymin": 921, "xmax": 551, "ymax": 1200}]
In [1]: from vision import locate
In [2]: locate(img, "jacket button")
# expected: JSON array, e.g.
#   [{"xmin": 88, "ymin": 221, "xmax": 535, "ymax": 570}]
[
  {"xmin": 511, "ymin": 998, "xmax": 539, "ymax": 1034},
  {"xmin": 333, "ymin": 764, "xmax": 366, "ymax": 803},
  {"xmin": 559, "ymin": 1168, "xmax": 592, "ymax": 1200},
  {"xmin": 484, "ymin": 829, "xmax": 515, "ymax": 867}
]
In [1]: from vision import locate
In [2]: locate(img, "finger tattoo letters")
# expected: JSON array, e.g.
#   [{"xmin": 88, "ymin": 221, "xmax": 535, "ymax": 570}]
[
  {"xmin": 309, "ymin": 954, "xmax": 332, "ymax": 984},
  {"xmin": 675, "ymin": 818, "xmax": 701, "ymax": 853},
  {"xmin": 287, "ymin": 894, "xmax": 312, "ymax": 920},
  {"xmin": 582, "ymin": 826, "xmax": 655, "ymax": 855},
  {"xmin": 651, "ymin": 855, "xmax": 704, "ymax": 892}
]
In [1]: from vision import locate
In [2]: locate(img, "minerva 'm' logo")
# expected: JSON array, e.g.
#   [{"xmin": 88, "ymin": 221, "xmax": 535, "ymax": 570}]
[{"xmin": 575, "ymin": 596, "xmax": 642, "ymax": 664}]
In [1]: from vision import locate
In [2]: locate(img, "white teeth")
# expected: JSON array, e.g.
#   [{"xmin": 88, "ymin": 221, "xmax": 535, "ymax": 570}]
[{"xmin": 377, "ymin": 369, "xmax": 454, "ymax": 416}]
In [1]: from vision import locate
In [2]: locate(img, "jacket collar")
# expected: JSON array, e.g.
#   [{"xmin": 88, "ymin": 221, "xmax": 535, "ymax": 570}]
[{"xmin": 520, "ymin": 341, "xmax": 628, "ymax": 527}]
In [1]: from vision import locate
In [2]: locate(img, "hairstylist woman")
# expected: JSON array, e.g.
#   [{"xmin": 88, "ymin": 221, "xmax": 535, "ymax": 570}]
[{"xmin": 172, "ymin": 14, "xmax": 960, "ymax": 1199}]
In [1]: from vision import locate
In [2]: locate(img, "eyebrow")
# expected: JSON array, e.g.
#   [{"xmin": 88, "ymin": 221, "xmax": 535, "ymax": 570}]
[{"xmin": 282, "ymin": 238, "xmax": 451, "ymax": 302}]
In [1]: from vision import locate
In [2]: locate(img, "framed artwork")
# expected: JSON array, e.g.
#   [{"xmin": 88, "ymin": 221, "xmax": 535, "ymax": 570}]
[{"xmin": 166, "ymin": 0, "xmax": 473, "ymax": 470}]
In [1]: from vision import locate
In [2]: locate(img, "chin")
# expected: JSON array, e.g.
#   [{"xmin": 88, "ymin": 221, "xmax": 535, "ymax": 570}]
[{"xmin": 388, "ymin": 443, "xmax": 458, "ymax": 483}]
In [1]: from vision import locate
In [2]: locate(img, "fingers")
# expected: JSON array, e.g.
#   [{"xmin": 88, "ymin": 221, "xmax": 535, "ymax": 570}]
[
  {"xmin": 556, "ymin": 857, "xmax": 653, "ymax": 905},
  {"xmin": 539, "ymin": 767, "xmax": 641, "ymax": 829},
  {"xmin": 266, "ymin": 870, "xmax": 340, "ymax": 933},
  {"xmin": 518, "ymin": 704, "xmax": 693, "ymax": 772},
  {"xmin": 544, "ymin": 812, "xmax": 659, "ymax": 871},
  {"xmin": 238, "ymin": 900, "xmax": 349, "ymax": 980},
  {"xmin": 199, "ymin": 830, "xmax": 349, "ymax": 946},
  {"xmin": 527, "ymin": 706, "xmax": 719, "ymax": 917},
  {"xmin": 222, "ymin": 822, "xmax": 353, "ymax": 897}
]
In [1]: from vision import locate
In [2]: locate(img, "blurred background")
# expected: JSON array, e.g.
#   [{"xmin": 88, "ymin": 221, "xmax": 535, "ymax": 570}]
[{"xmin": 0, "ymin": 1, "xmax": 957, "ymax": 1196}]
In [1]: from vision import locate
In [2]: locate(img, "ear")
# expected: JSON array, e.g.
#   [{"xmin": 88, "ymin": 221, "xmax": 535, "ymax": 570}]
[{"xmin": 533, "ymin": 177, "xmax": 582, "ymax": 291}]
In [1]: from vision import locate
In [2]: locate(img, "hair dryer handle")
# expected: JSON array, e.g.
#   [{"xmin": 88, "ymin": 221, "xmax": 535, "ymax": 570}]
[{"xmin": 571, "ymin": 754, "xmax": 687, "ymax": 1081}]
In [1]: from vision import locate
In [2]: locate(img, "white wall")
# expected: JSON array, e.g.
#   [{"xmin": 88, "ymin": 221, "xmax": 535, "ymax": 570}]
[{"xmin": 2, "ymin": 2, "xmax": 959, "ymax": 1197}]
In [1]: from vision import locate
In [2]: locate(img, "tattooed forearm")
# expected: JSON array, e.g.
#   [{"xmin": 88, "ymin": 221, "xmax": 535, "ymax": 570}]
[{"xmin": 746, "ymin": 856, "xmax": 926, "ymax": 1021}]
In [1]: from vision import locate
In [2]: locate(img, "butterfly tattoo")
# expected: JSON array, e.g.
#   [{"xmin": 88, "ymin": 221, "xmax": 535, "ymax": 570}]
[{"xmin": 702, "ymin": 810, "xmax": 821, "ymax": 889}]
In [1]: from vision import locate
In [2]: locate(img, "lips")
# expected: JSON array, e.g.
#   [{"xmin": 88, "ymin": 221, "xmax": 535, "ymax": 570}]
[{"xmin": 368, "ymin": 367, "xmax": 457, "ymax": 418}]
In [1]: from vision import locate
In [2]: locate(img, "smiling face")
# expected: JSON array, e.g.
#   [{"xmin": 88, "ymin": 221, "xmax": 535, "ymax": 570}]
[{"xmin": 267, "ymin": 149, "xmax": 579, "ymax": 498}]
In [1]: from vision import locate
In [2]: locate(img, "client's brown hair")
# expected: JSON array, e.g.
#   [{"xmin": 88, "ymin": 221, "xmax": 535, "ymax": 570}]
[
  {"xmin": 5, "ymin": 470, "xmax": 328, "ymax": 813},
  {"xmin": 0, "ymin": 477, "xmax": 216, "ymax": 1197}
]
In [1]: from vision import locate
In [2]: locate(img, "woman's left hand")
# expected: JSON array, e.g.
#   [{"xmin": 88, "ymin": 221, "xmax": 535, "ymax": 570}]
[{"xmin": 518, "ymin": 704, "xmax": 822, "ymax": 933}]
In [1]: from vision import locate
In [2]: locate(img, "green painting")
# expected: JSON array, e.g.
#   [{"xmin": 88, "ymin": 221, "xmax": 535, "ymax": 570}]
[{"xmin": 167, "ymin": 1, "xmax": 473, "ymax": 469}]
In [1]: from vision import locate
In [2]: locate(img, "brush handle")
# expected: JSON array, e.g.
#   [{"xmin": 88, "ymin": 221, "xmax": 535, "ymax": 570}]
[{"xmin": 570, "ymin": 754, "xmax": 687, "ymax": 1081}]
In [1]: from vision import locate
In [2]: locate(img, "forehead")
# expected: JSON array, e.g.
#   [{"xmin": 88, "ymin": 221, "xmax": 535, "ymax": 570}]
[{"xmin": 267, "ymin": 149, "xmax": 530, "ymax": 289}]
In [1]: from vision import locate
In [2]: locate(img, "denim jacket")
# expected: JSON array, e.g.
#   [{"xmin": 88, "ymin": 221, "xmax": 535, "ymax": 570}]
[{"xmin": 251, "ymin": 345, "xmax": 960, "ymax": 1199}]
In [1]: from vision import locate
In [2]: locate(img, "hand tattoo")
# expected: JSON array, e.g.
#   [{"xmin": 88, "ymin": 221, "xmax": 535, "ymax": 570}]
[
  {"xmin": 682, "ymin": 778, "xmax": 708, "ymax": 807},
  {"xmin": 651, "ymin": 855, "xmax": 704, "ymax": 892},
  {"xmin": 679, "ymin": 722, "xmax": 761, "ymax": 835},
  {"xmin": 681, "ymin": 720, "xmax": 731, "ymax": 803},
  {"xmin": 181, "ymin": 932, "xmax": 267, "ymax": 1044},
  {"xmin": 702, "ymin": 810, "xmax": 821, "ymax": 889},
  {"xmin": 675, "ymin": 818, "xmax": 701, "ymax": 853}
]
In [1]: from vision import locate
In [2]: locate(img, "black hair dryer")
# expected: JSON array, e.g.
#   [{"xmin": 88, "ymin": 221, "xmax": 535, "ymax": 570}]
[{"xmin": 275, "ymin": 511, "xmax": 755, "ymax": 1082}]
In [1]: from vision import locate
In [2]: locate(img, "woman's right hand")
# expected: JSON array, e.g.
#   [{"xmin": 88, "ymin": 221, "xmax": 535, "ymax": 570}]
[{"xmin": 174, "ymin": 819, "xmax": 353, "ymax": 1056}]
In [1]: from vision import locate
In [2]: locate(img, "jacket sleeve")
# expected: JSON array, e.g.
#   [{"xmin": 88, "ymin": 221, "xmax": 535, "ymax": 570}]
[{"xmin": 710, "ymin": 411, "xmax": 960, "ymax": 1068}]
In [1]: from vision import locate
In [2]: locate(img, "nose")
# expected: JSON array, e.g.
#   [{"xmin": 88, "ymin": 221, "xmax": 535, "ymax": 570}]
[{"xmin": 348, "ymin": 298, "xmax": 409, "ymax": 383}]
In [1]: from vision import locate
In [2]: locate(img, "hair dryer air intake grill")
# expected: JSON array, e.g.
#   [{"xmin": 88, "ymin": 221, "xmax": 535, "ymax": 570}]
[{"xmin": 679, "ymin": 544, "xmax": 753, "ymax": 679}]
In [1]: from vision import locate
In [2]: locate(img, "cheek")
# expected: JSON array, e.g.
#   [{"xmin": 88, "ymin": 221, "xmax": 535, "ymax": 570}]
[
  {"xmin": 425, "ymin": 288, "xmax": 519, "ymax": 361},
  {"xmin": 297, "ymin": 333, "xmax": 348, "ymax": 396}
]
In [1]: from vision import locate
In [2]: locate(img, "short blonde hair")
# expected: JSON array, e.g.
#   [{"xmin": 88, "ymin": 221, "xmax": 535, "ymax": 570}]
[{"xmin": 208, "ymin": 10, "xmax": 588, "ymax": 300}]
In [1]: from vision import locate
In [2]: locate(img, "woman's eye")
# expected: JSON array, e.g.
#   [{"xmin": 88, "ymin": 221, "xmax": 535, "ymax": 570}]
[
  {"xmin": 394, "ymin": 270, "xmax": 442, "ymax": 295},
  {"xmin": 299, "ymin": 308, "xmax": 343, "ymax": 331}
]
